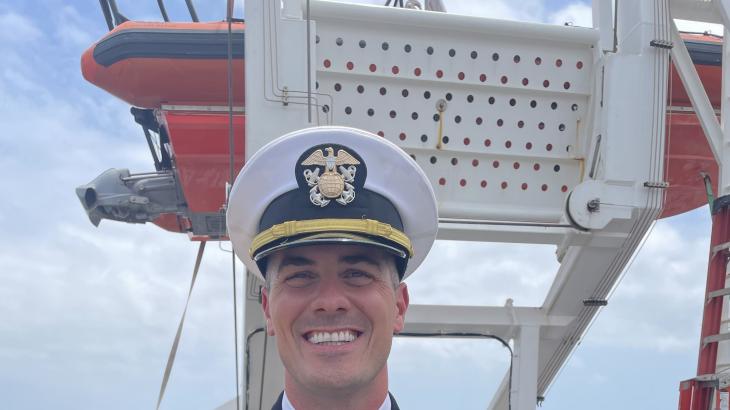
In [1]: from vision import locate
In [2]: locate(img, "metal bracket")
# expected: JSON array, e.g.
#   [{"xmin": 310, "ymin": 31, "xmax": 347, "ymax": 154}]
[
  {"xmin": 649, "ymin": 39, "xmax": 673, "ymax": 49},
  {"xmin": 582, "ymin": 298, "xmax": 608, "ymax": 307},
  {"xmin": 643, "ymin": 181, "xmax": 669, "ymax": 189}
]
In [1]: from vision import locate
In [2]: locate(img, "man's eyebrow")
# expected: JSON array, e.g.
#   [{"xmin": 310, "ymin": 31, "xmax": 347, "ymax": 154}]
[
  {"xmin": 339, "ymin": 254, "xmax": 381, "ymax": 267},
  {"xmin": 278, "ymin": 255, "xmax": 315, "ymax": 270}
]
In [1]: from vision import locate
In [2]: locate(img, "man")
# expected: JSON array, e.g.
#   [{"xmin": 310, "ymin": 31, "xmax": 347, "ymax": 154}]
[{"xmin": 227, "ymin": 126, "xmax": 438, "ymax": 409}]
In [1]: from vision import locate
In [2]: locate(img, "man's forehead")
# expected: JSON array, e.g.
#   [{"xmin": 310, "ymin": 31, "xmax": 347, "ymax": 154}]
[{"xmin": 271, "ymin": 244, "xmax": 390, "ymax": 266}]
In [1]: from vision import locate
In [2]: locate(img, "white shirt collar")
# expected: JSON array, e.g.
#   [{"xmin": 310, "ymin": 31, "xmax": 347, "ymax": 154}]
[{"xmin": 282, "ymin": 391, "xmax": 391, "ymax": 410}]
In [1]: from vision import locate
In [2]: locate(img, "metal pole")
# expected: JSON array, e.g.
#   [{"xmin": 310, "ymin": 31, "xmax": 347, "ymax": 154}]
[
  {"xmin": 185, "ymin": 0, "xmax": 200, "ymax": 22},
  {"xmin": 156, "ymin": 0, "xmax": 170, "ymax": 22},
  {"xmin": 98, "ymin": 0, "xmax": 114, "ymax": 30}
]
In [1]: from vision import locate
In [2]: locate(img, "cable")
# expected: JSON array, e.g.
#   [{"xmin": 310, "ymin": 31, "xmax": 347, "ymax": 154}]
[
  {"xmin": 156, "ymin": 241, "xmax": 207, "ymax": 410},
  {"xmin": 397, "ymin": 332, "xmax": 514, "ymax": 410},
  {"xmin": 226, "ymin": 1, "xmax": 242, "ymax": 408},
  {"xmin": 245, "ymin": 328, "xmax": 265, "ymax": 410}
]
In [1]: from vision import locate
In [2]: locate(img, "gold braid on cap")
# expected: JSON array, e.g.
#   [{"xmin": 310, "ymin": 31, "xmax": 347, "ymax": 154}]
[{"xmin": 249, "ymin": 218, "xmax": 414, "ymax": 257}]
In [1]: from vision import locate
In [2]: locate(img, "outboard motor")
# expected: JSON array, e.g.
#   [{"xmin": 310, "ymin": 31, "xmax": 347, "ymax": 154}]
[{"xmin": 76, "ymin": 168, "xmax": 184, "ymax": 226}]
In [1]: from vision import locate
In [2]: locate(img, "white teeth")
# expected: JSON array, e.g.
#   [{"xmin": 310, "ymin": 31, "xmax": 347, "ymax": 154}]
[{"xmin": 307, "ymin": 330, "xmax": 358, "ymax": 344}]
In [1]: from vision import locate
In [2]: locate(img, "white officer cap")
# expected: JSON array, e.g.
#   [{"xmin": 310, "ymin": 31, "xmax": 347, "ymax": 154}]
[{"xmin": 227, "ymin": 126, "xmax": 438, "ymax": 281}]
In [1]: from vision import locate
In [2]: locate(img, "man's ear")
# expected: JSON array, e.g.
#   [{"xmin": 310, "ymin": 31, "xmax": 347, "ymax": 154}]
[
  {"xmin": 261, "ymin": 286, "xmax": 276, "ymax": 336},
  {"xmin": 393, "ymin": 282, "xmax": 409, "ymax": 333}
]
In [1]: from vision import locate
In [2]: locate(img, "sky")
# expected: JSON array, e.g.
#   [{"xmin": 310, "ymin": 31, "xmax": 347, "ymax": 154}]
[{"xmin": 0, "ymin": 0, "xmax": 720, "ymax": 409}]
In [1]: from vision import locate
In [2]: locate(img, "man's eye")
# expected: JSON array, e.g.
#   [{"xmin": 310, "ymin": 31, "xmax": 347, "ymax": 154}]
[
  {"xmin": 343, "ymin": 270, "xmax": 374, "ymax": 286},
  {"xmin": 284, "ymin": 272, "xmax": 316, "ymax": 288}
]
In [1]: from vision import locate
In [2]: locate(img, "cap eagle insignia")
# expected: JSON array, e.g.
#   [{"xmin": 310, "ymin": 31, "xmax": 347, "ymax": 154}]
[{"xmin": 301, "ymin": 147, "xmax": 361, "ymax": 207}]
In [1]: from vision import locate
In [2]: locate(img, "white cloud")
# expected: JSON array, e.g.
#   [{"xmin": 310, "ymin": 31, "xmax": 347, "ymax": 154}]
[
  {"xmin": 55, "ymin": 6, "xmax": 96, "ymax": 50},
  {"xmin": 0, "ymin": 11, "xmax": 42, "ymax": 43},
  {"xmin": 548, "ymin": 3, "xmax": 592, "ymax": 27},
  {"xmin": 581, "ymin": 219, "xmax": 708, "ymax": 352}
]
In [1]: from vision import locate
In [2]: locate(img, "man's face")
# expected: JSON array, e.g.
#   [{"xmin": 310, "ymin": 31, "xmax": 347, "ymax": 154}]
[{"xmin": 261, "ymin": 244, "xmax": 409, "ymax": 394}]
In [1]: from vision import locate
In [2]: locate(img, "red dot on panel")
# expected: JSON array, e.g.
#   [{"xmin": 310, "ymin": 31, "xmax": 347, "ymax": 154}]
[
  {"xmin": 392, "ymin": 66, "xmax": 400, "ymax": 74},
  {"xmin": 480, "ymin": 74, "xmax": 487, "ymax": 82},
  {"xmin": 517, "ymin": 120, "xmax": 525, "ymax": 128},
  {"xmin": 577, "ymin": 61, "xmax": 584, "ymax": 69},
  {"xmin": 535, "ymin": 57, "xmax": 542, "ymax": 65},
  {"xmin": 369, "ymin": 64, "xmax": 377, "ymax": 72},
  {"xmin": 481, "ymin": 180, "xmax": 488, "ymax": 188},
  {"xmin": 526, "ymin": 142, "xmax": 533, "ymax": 150},
  {"xmin": 436, "ymin": 69, "xmax": 444, "ymax": 78},
  {"xmin": 556, "ymin": 59, "xmax": 563, "ymax": 67},
  {"xmin": 561, "ymin": 185, "xmax": 568, "ymax": 192},
  {"xmin": 460, "ymin": 179, "xmax": 467, "ymax": 187},
  {"xmin": 414, "ymin": 67, "xmax": 422, "ymax": 76},
  {"xmin": 347, "ymin": 61, "xmax": 354, "ymax": 70},
  {"xmin": 521, "ymin": 183, "xmax": 528, "ymax": 190},
  {"xmin": 492, "ymin": 160, "xmax": 500, "ymax": 168},
  {"xmin": 505, "ymin": 140, "xmax": 512, "ymax": 148},
  {"xmin": 546, "ymin": 143, "xmax": 553, "ymax": 151},
  {"xmin": 501, "ymin": 182, "xmax": 508, "ymax": 189},
  {"xmin": 513, "ymin": 162, "xmax": 520, "ymax": 169},
  {"xmin": 463, "ymin": 137, "xmax": 471, "ymax": 145},
  {"xmin": 377, "ymin": 131, "xmax": 384, "ymax": 137},
  {"xmin": 543, "ymin": 80, "xmax": 550, "ymax": 88},
  {"xmin": 484, "ymin": 139, "xmax": 492, "ymax": 147},
  {"xmin": 458, "ymin": 72, "xmax": 465, "ymax": 80},
  {"xmin": 541, "ymin": 184, "xmax": 548, "ymax": 191},
  {"xmin": 439, "ymin": 178, "xmax": 446, "ymax": 186},
  {"xmin": 472, "ymin": 159, "xmax": 479, "ymax": 167},
  {"xmin": 563, "ymin": 82, "xmax": 571, "ymax": 90},
  {"xmin": 534, "ymin": 163, "xmax": 540, "ymax": 171},
  {"xmin": 399, "ymin": 132, "xmax": 406, "ymax": 140},
  {"xmin": 538, "ymin": 122, "xmax": 545, "ymax": 130},
  {"xmin": 522, "ymin": 78, "xmax": 529, "ymax": 86},
  {"xmin": 501, "ymin": 76, "xmax": 508, "ymax": 84},
  {"xmin": 476, "ymin": 117, "xmax": 483, "ymax": 125},
  {"xmin": 324, "ymin": 59, "xmax": 331, "ymax": 68}
]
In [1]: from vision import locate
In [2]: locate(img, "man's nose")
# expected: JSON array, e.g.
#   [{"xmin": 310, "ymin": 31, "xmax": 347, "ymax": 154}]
[{"xmin": 311, "ymin": 277, "xmax": 350, "ymax": 312}]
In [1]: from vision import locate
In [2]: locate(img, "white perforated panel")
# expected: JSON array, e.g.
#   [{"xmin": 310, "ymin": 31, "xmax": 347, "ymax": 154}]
[{"xmin": 312, "ymin": 6, "xmax": 596, "ymax": 222}]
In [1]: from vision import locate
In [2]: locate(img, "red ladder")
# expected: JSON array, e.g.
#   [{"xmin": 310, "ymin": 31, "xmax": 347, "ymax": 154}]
[{"xmin": 679, "ymin": 198, "xmax": 730, "ymax": 410}]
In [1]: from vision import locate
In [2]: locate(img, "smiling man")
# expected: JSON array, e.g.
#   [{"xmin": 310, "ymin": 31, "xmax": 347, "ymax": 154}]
[{"xmin": 227, "ymin": 126, "xmax": 438, "ymax": 410}]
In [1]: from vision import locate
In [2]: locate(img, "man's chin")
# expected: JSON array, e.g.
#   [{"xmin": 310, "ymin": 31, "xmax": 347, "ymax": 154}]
[{"xmin": 291, "ymin": 359, "xmax": 372, "ymax": 391}]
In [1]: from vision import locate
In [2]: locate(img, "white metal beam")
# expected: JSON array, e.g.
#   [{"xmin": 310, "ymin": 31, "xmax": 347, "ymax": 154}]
[
  {"xmin": 513, "ymin": 326, "xmax": 540, "ymax": 410},
  {"xmin": 718, "ymin": 1, "xmax": 730, "ymax": 195},
  {"xmin": 669, "ymin": 19, "xmax": 723, "ymax": 163},
  {"xmin": 670, "ymin": 0, "xmax": 724, "ymax": 24},
  {"xmin": 402, "ymin": 305, "xmax": 573, "ymax": 339}
]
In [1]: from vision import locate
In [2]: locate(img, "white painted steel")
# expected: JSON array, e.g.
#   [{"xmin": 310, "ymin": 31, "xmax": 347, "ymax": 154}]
[
  {"xmin": 669, "ymin": 20, "xmax": 722, "ymax": 163},
  {"xmin": 513, "ymin": 326, "xmax": 540, "ymax": 410},
  {"xmin": 240, "ymin": 1, "xmax": 670, "ymax": 409},
  {"xmin": 593, "ymin": 0, "xmax": 615, "ymax": 52},
  {"xmin": 670, "ymin": 0, "xmax": 724, "ymax": 24},
  {"xmin": 402, "ymin": 305, "xmax": 574, "ymax": 337},
  {"xmin": 714, "ymin": 0, "xmax": 730, "ymax": 377},
  {"xmin": 721, "ymin": 2, "xmax": 730, "ymax": 196},
  {"xmin": 313, "ymin": 0, "xmax": 594, "ymax": 223}
]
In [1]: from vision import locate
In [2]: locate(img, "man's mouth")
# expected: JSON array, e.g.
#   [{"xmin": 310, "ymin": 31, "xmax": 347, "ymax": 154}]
[{"xmin": 304, "ymin": 330, "xmax": 361, "ymax": 346}]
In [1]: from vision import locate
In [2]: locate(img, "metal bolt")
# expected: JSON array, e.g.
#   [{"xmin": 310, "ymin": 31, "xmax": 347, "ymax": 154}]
[
  {"xmin": 435, "ymin": 99, "xmax": 447, "ymax": 112},
  {"xmin": 586, "ymin": 198, "xmax": 600, "ymax": 213}
]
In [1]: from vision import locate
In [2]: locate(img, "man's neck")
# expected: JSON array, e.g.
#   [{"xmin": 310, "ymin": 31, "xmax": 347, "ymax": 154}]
[{"xmin": 284, "ymin": 369, "xmax": 389, "ymax": 410}]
